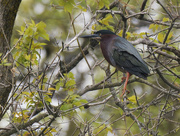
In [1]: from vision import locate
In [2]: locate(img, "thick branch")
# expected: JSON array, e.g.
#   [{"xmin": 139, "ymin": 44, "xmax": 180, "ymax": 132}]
[{"xmin": 0, "ymin": 0, "xmax": 21, "ymax": 118}]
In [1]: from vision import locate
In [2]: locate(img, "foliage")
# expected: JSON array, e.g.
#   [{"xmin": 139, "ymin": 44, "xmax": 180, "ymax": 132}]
[
  {"xmin": 13, "ymin": 20, "xmax": 49, "ymax": 67},
  {"xmin": 0, "ymin": 53, "xmax": 12, "ymax": 66}
]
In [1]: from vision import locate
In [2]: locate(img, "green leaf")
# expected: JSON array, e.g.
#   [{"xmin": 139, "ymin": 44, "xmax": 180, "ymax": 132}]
[
  {"xmin": 53, "ymin": 79, "xmax": 60, "ymax": 84},
  {"xmin": 158, "ymin": 33, "xmax": 164, "ymax": 43},
  {"xmin": 166, "ymin": 32, "xmax": 173, "ymax": 43},
  {"xmin": 99, "ymin": 0, "xmax": 110, "ymax": 9},
  {"xmin": 56, "ymin": 82, "xmax": 61, "ymax": 91},
  {"xmin": 99, "ymin": 14, "xmax": 113, "ymax": 26},
  {"xmin": 128, "ymin": 95, "xmax": 138, "ymax": 104},
  {"xmin": 68, "ymin": 90, "xmax": 74, "ymax": 95},
  {"xmin": 31, "ymin": 19, "xmax": 36, "ymax": 26},
  {"xmin": 149, "ymin": 24, "xmax": 159, "ymax": 32},
  {"xmin": 77, "ymin": 5, "xmax": 87, "ymax": 12},
  {"xmin": 37, "ymin": 21, "xmax": 50, "ymax": 41},
  {"xmin": 79, "ymin": 99, "xmax": 88, "ymax": 103},
  {"xmin": 66, "ymin": 80, "xmax": 76, "ymax": 87},
  {"xmin": 117, "ymin": 30, "xmax": 123, "ymax": 37},
  {"xmin": 67, "ymin": 72, "xmax": 75, "ymax": 79},
  {"xmin": 71, "ymin": 94, "xmax": 79, "ymax": 100},
  {"xmin": 58, "ymin": 0, "xmax": 75, "ymax": 13},
  {"xmin": 44, "ymin": 95, "xmax": 52, "ymax": 103},
  {"xmin": 149, "ymin": 24, "xmax": 154, "ymax": 29},
  {"xmin": 106, "ymin": 25, "xmax": 114, "ymax": 32},
  {"xmin": 73, "ymin": 101, "xmax": 82, "ymax": 106},
  {"xmin": 25, "ymin": 54, "xmax": 31, "ymax": 61},
  {"xmin": 92, "ymin": 24, "xmax": 97, "ymax": 31},
  {"xmin": 60, "ymin": 103, "xmax": 72, "ymax": 110},
  {"xmin": 48, "ymin": 87, "xmax": 56, "ymax": 91},
  {"xmin": 139, "ymin": 32, "xmax": 147, "ymax": 38},
  {"xmin": 162, "ymin": 17, "xmax": 170, "ymax": 22},
  {"xmin": 93, "ymin": 123, "xmax": 108, "ymax": 135},
  {"xmin": 3, "ymin": 63, "xmax": 12, "ymax": 66}
]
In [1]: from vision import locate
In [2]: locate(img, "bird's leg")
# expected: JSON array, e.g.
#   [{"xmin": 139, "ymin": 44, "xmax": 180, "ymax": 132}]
[
  {"xmin": 120, "ymin": 72, "xmax": 130, "ymax": 97},
  {"xmin": 121, "ymin": 73, "xmax": 126, "ymax": 82}
]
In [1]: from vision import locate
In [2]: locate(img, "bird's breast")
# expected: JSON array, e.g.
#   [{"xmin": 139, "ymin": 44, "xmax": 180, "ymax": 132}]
[{"xmin": 100, "ymin": 36, "xmax": 116, "ymax": 67}]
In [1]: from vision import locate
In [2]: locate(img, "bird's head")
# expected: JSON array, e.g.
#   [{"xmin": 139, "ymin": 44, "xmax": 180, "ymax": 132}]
[{"xmin": 79, "ymin": 30, "xmax": 116, "ymax": 40}]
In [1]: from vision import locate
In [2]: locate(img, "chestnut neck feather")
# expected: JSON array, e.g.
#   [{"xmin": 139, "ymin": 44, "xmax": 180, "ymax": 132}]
[{"xmin": 100, "ymin": 34, "xmax": 117, "ymax": 66}]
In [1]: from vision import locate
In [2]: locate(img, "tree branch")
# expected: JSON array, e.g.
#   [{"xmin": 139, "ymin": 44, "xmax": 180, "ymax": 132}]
[{"xmin": 0, "ymin": 113, "xmax": 48, "ymax": 136}]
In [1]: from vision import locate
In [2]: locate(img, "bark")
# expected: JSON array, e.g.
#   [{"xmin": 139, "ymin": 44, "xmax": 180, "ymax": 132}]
[{"xmin": 0, "ymin": 0, "xmax": 21, "ymax": 118}]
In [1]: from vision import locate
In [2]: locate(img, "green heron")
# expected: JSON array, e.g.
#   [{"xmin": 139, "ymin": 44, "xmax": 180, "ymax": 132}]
[{"xmin": 80, "ymin": 30, "xmax": 150, "ymax": 96}]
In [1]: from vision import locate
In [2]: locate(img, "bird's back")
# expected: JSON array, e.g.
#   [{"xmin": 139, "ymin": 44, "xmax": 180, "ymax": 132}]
[{"xmin": 111, "ymin": 36, "xmax": 150, "ymax": 79}]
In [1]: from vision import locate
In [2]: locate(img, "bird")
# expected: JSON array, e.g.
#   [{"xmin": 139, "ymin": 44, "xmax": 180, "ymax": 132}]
[{"xmin": 80, "ymin": 30, "xmax": 150, "ymax": 96}]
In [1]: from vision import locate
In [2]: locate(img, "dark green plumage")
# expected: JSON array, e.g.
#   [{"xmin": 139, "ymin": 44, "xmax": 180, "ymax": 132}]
[
  {"xmin": 80, "ymin": 30, "xmax": 150, "ymax": 79},
  {"xmin": 112, "ymin": 37, "xmax": 149, "ymax": 79}
]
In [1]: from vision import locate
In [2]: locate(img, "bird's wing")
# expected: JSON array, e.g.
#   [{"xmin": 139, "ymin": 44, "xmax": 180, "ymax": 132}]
[
  {"xmin": 113, "ymin": 37, "xmax": 144, "ymax": 62},
  {"xmin": 112, "ymin": 37, "xmax": 149, "ymax": 78}
]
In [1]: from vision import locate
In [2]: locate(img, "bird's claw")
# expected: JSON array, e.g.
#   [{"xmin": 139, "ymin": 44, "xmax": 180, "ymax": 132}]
[
  {"xmin": 120, "ymin": 89, "xmax": 130, "ymax": 97},
  {"xmin": 121, "ymin": 76, "xmax": 126, "ymax": 82}
]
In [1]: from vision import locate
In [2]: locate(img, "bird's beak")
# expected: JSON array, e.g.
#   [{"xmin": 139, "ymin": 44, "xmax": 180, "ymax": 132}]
[{"xmin": 79, "ymin": 34, "xmax": 101, "ymax": 39}]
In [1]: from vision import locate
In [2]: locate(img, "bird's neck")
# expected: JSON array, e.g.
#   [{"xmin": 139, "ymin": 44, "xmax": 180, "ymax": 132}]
[
  {"xmin": 100, "ymin": 34, "xmax": 116, "ymax": 46},
  {"xmin": 100, "ymin": 34, "xmax": 116, "ymax": 66}
]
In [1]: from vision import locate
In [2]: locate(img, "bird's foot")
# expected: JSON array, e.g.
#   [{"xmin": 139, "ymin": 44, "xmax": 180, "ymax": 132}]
[
  {"xmin": 121, "ymin": 76, "xmax": 126, "ymax": 82},
  {"xmin": 120, "ymin": 89, "xmax": 130, "ymax": 97}
]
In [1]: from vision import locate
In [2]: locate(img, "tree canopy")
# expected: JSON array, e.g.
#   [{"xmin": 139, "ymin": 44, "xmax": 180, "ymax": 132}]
[{"xmin": 0, "ymin": 0, "xmax": 180, "ymax": 135}]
